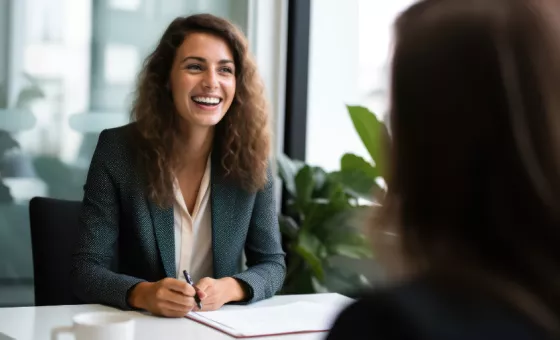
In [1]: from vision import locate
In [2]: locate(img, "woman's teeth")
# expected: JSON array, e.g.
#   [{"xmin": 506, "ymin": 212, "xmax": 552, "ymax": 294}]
[{"xmin": 192, "ymin": 96, "xmax": 221, "ymax": 105}]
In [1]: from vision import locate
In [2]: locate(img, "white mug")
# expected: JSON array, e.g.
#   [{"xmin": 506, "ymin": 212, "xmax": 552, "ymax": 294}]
[{"xmin": 50, "ymin": 312, "xmax": 134, "ymax": 340}]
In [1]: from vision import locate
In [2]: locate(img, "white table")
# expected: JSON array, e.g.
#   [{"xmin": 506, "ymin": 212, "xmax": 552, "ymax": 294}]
[{"xmin": 0, "ymin": 293, "xmax": 353, "ymax": 340}]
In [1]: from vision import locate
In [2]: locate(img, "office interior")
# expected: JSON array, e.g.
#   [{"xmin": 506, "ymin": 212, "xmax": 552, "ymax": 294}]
[{"xmin": 0, "ymin": 0, "xmax": 415, "ymax": 307}]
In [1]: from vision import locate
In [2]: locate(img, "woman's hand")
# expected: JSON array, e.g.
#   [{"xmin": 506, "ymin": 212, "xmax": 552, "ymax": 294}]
[
  {"xmin": 128, "ymin": 278, "xmax": 200, "ymax": 317},
  {"xmin": 194, "ymin": 277, "xmax": 246, "ymax": 311}
]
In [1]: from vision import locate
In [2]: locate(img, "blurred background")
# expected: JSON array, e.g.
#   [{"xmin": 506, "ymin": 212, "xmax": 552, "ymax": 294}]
[{"xmin": 0, "ymin": 0, "xmax": 414, "ymax": 306}]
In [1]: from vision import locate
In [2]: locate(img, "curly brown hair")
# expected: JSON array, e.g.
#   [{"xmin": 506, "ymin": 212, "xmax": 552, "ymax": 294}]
[{"xmin": 130, "ymin": 14, "xmax": 270, "ymax": 207}]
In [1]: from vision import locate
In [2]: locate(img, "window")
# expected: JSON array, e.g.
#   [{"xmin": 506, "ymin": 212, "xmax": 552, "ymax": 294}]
[{"xmin": 305, "ymin": 0, "xmax": 415, "ymax": 171}]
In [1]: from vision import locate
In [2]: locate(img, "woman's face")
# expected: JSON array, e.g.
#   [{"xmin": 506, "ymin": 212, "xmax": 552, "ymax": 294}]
[{"xmin": 169, "ymin": 32, "xmax": 237, "ymax": 129}]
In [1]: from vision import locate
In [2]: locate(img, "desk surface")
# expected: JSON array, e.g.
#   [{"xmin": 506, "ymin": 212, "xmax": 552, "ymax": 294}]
[{"xmin": 0, "ymin": 293, "xmax": 353, "ymax": 340}]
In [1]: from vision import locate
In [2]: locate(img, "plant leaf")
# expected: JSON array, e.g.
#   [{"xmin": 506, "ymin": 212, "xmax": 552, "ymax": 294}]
[
  {"xmin": 310, "ymin": 166, "xmax": 328, "ymax": 196},
  {"xmin": 311, "ymin": 276, "xmax": 329, "ymax": 293},
  {"xmin": 301, "ymin": 186, "xmax": 351, "ymax": 233},
  {"xmin": 280, "ymin": 267, "xmax": 315, "ymax": 295},
  {"xmin": 294, "ymin": 165, "xmax": 315, "ymax": 209},
  {"xmin": 313, "ymin": 171, "xmax": 346, "ymax": 199},
  {"xmin": 277, "ymin": 153, "xmax": 305, "ymax": 196},
  {"xmin": 330, "ymin": 242, "xmax": 373, "ymax": 259},
  {"xmin": 327, "ymin": 184, "xmax": 352, "ymax": 210},
  {"xmin": 295, "ymin": 230, "xmax": 325, "ymax": 281},
  {"xmin": 346, "ymin": 105, "xmax": 389, "ymax": 175},
  {"xmin": 323, "ymin": 265, "xmax": 372, "ymax": 296},
  {"xmin": 300, "ymin": 200, "xmax": 338, "ymax": 233},
  {"xmin": 340, "ymin": 153, "xmax": 378, "ymax": 178},
  {"xmin": 322, "ymin": 206, "xmax": 370, "ymax": 234},
  {"xmin": 278, "ymin": 214, "xmax": 299, "ymax": 240},
  {"xmin": 330, "ymin": 170, "xmax": 381, "ymax": 201},
  {"xmin": 310, "ymin": 207, "xmax": 350, "ymax": 245},
  {"xmin": 321, "ymin": 207, "xmax": 374, "ymax": 259}
]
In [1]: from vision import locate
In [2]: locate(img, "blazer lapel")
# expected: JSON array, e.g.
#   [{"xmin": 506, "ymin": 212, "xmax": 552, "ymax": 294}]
[
  {"xmin": 210, "ymin": 157, "xmax": 237, "ymax": 277},
  {"xmin": 147, "ymin": 200, "xmax": 175, "ymax": 278}
]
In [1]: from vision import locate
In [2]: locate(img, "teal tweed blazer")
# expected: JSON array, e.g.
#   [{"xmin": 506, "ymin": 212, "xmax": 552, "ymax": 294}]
[{"xmin": 71, "ymin": 123, "xmax": 286, "ymax": 310}]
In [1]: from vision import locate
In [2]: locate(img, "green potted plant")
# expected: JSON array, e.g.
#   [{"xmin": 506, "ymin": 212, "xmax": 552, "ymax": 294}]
[
  {"xmin": 277, "ymin": 154, "xmax": 372, "ymax": 295},
  {"xmin": 277, "ymin": 105, "xmax": 389, "ymax": 296}
]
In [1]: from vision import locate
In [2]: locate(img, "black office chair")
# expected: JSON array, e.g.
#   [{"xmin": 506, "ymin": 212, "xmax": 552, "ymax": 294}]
[{"xmin": 29, "ymin": 197, "xmax": 83, "ymax": 306}]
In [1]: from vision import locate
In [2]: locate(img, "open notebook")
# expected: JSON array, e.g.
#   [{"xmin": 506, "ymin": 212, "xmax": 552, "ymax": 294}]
[{"xmin": 185, "ymin": 301, "xmax": 346, "ymax": 338}]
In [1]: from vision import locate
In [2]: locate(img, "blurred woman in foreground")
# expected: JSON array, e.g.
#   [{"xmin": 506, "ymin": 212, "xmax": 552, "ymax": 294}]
[{"xmin": 328, "ymin": 0, "xmax": 560, "ymax": 338}]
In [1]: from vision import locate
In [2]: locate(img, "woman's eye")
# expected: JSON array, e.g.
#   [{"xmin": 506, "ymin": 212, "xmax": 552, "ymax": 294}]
[
  {"xmin": 186, "ymin": 64, "xmax": 202, "ymax": 71},
  {"xmin": 220, "ymin": 67, "xmax": 233, "ymax": 74}
]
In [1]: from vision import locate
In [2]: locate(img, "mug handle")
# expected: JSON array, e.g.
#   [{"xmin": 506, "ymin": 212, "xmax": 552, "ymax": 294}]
[{"xmin": 51, "ymin": 326, "xmax": 74, "ymax": 340}]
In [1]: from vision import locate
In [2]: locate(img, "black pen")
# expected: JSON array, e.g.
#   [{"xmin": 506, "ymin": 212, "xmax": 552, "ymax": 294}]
[{"xmin": 183, "ymin": 270, "xmax": 202, "ymax": 310}]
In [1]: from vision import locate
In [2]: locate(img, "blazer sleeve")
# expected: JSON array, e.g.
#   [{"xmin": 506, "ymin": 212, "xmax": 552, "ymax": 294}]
[
  {"xmin": 232, "ymin": 165, "xmax": 287, "ymax": 303},
  {"xmin": 71, "ymin": 130, "xmax": 145, "ymax": 310}
]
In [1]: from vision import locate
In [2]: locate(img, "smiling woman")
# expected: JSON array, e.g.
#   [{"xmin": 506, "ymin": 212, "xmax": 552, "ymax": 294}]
[
  {"xmin": 71, "ymin": 14, "xmax": 285, "ymax": 318},
  {"xmin": 171, "ymin": 33, "xmax": 236, "ymax": 131}
]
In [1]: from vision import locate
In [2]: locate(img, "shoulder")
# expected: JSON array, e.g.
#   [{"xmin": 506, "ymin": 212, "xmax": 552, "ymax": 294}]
[
  {"xmin": 326, "ymin": 284, "xmax": 420, "ymax": 340},
  {"xmin": 328, "ymin": 279, "xmax": 551, "ymax": 340},
  {"xmin": 97, "ymin": 122, "xmax": 139, "ymax": 149},
  {"xmin": 93, "ymin": 123, "xmax": 141, "ymax": 160},
  {"xmin": 89, "ymin": 123, "xmax": 145, "ymax": 182}
]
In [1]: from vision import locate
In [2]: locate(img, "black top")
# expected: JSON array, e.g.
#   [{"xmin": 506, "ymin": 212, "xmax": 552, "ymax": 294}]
[{"xmin": 327, "ymin": 279, "xmax": 554, "ymax": 340}]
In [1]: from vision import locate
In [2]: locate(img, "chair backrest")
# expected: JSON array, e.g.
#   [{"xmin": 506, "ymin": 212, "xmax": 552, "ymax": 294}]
[{"xmin": 29, "ymin": 197, "xmax": 83, "ymax": 306}]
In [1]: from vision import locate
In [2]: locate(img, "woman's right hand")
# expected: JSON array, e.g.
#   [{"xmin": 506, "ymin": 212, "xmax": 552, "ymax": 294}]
[{"xmin": 128, "ymin": 278, "xmax": 198, "ymax": 317}]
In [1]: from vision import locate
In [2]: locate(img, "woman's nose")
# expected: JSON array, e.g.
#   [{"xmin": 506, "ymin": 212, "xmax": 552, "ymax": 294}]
[{"xmin": 202, "ymin": 70, "xmax": 218, "ymax": 89}]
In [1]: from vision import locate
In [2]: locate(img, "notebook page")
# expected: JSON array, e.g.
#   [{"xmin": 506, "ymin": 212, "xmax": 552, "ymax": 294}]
[
  {"xmin": 188, "ymin": 312, "xmax": 243, "ymax": 337},
  {"xmin": 188, "ymin": 301, "xmax": 343, "ymax": 337}
]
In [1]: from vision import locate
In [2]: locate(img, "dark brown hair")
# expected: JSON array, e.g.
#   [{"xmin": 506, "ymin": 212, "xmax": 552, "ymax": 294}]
[
  {"xmin": 131, "ymin": 14, "xmax": 270, "ymax": 206},
  {"xmin": 378, "ymin": 0, "xmax": 560, "ymax": 330}
]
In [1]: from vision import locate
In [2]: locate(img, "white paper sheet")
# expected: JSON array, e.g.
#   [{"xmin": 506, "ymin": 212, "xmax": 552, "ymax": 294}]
[{"xmin": 187, "ymin": 301, "xmax": 345, "ymax": 338}]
